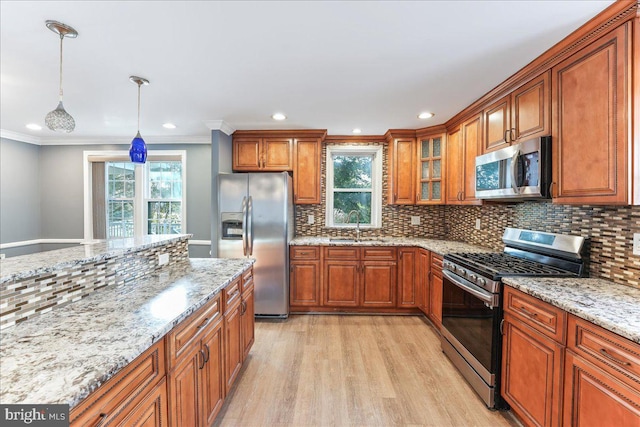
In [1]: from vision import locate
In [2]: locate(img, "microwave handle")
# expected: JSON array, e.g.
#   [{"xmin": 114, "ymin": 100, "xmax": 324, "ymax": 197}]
[{"xmin": 510, "ymin": 146, "xmax": 521, "ymax": 194}]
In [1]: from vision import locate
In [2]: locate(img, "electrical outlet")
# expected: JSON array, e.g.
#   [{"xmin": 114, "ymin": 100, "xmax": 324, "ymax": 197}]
[
  {"xmin": 475, "ymin": 219, "xmax": 481, "ymax": 230},
  {"xmin": 0, "ymin": 253, "xmax": 5, "ymax": 260},
  {"xmin": 158, "ymin": 253, "xmax": 170, "ymax": 266},
  {"xmin": 411, "ymin": 216, "xmax": 421, "ymax": 225},
  {"xmin": 308, "ymin": 215, "xmax": 315, "ymax": 225},
  {"xmin": 633, "ymin": 233, "xmax": 640, "ymax": 256}
]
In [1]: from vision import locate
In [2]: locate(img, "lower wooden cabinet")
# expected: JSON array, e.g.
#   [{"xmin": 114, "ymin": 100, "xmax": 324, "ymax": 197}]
[
  {"xmin": 428, "ymin": 253, "xmax": 443, "ymax": 329},
  {"xmin": 117, "ymin": 379, "xmax": 168, "ymax": 427},
  {"xmin": 417, "ymin": 249, "xmax": 431, "ymax": 315},
  {"xmin": 290, "ymin": 246, "xmax": 322, "ymax": 308},
  {"xmin": 201, "ymin": 321, "xmax": 225, "ymax": 427},
  {"xmin": 224, "ymin": 295, "xmax": 243, "ymax": 393},
  {"xmin": 241, "ymin": 282, "xmax": 255, "ymax": 360},
  {"xmin": 397, "ymin": 248, "xmax": 417, "ymax": 308},
  {"xmin": 361, "ymin": 261, "xmax": 397, "ymax": 308}
]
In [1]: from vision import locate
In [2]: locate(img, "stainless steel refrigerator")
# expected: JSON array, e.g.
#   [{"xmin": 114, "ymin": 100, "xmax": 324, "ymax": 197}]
[{"xmin": 217, "ymin": 172, "xmax": 293, "ymax": 318}]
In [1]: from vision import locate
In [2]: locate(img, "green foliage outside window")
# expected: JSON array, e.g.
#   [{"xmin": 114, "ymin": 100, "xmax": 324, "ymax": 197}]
[{"xmin": 332, "ymin": 155, "xmax": 373, "ymax": 224}]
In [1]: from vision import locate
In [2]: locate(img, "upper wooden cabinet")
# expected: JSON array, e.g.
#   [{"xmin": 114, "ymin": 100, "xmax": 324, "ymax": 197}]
[
  {"xmin": 293, "ymin": 138, "xmax": 322, "ymax": 204},
  {"xmin": 446, "ymin": 114, "xmax": 482, "ymax": 205},
  {"xmin": 233, "ymin": 137, "xmax": 293, "ymax": 171},
  {"xmin": 552, "ymin": 24, "xmax": 632, "ymax": 205},
  {"xmin": 416, "ymin": 131, "xmax": 446, "ymax": 204},
  {"xmin": 482, "ymin": 72, "xmax": 551, "ymax": 153},
  {"xmin": 386, "ymin": 130, "xmax": 417, "ymax": 205}
]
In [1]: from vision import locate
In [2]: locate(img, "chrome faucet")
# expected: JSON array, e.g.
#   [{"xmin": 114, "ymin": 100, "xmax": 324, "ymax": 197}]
[{"xmin": 346, "ymin": 210, "xmax": 361, "ymax": 242}]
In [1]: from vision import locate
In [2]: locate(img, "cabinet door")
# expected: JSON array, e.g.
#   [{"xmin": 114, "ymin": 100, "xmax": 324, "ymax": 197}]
[
  {"xmin": 483, "ymin": 96, "xmax": 511, "ymax": 153},
  {"xmin": 502, "ymin": 315, "xmax": 563, "ymax": 427},
  {"xmin": 361, "ymin": 262, "xmax": 396, "ymax": 308},
  {"xmin": 429, "ymin": 272, "xmax": 443, "ymax": 329},
  {"xmin": 290, "ymin": 261, "xmax": 321, "ymax": 307},
  {"xmin": 462, "ymin": 114, "xmax": 481, "ymax": 203},
  {"xmin": 445, "ymin": 128, "xmax": 463, "ymax": 204},
  {"xmin": 512, "ymin": 71, "xmax": 550, "ymax": 142},
  {"xmin": 233, "ymin": 138, "xmax": 261, "ymax": 171},
  {"xmin": 417, "ymin": 135, "xmax": 445, "ymax": 205},
  {"xmin": 323, "ymin": 260, "xmax": 359, "ymax": 307},
  {"xmin": 201, "ymin": 321, "xmax": 225, "ymax": 427},
  {"xmin": 116, "ymin": 380, "xmax": 168, "ymax": 427},
  {"xmin": 397, "ymin": 248, "xmax": 417, "ymax": 308},
  {"xmin": 389, "ymin": 138, "xmax": 416, "ymax": 204},
  {"xmin": 262, "ymin": 138, "xmax": 293, "ymax": 171},
  {"xmin": 563, "ymin": 350, "xmax": 640, "ymax": 427},
  {"xmin": 552, "ymin": 24, "xmax": 629, "ymax": 205},
  {"xmin": 168, "ymin": 345, "xmax": 201, "ymax": 427},
  {"xmin": 224, "ymin": 302, "xmax": 243, "ymax": 393},
  {"xmin": 293, "ymin": 138, "xmax": 321, "ymax": 204},
  {"xmin": 241, "ymin": 286, "xmax": 255, "ymax": 361},
  {"xmin": 417, "ymin": 249, "xmax": 430, "ymax": 315}
]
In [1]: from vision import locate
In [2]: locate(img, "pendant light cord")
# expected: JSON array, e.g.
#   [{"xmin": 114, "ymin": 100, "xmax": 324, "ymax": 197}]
[
  {"xmin": 137, "ymin": 83, "xmax": 141, "ymax": 133},
  {"xmin": 58, "ymin": 34, "xmax": 64, "ymax": 101}
]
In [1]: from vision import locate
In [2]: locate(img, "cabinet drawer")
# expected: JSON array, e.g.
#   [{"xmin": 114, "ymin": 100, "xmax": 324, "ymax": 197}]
[
  {"xmin": 568, "ymin": 315, "xmax": 640, "ymax": 386},
  {"xmin": 223, "ymin": 277, "xmax": 242, "ymax": 312},
  {"xmin": 290, "ymin": 246, "xmax": 320, "ymax": 260},
  {"xmin": 167, "ymin": 294, "xmax": 221, "ymax": 367},
  {"xmin": 70, "ymin": 339, "xmax": 166, "ymax": 426},
  {"xmin": 504, "ymin": 286, "xmax": 566, "ymax": 343},
  {"xmin": 242, "ymin": 266, "xmax": 254, "ymax": 292},
  {"xmin": 362, "ymin": 247, "xmax": 396, "ymax": 261},
  {"xmin": 324, "ymin": 247, "xmax": 359, "ymax": 260},
  {"xmin": 431, "ymin": 254, "xmax": 443, "ymax": 277}
]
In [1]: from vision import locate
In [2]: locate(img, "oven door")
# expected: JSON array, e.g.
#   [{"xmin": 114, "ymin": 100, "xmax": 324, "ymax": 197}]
[{"xmin": 441, "ymin": 269, "xmax": 502, "ymax": 407}]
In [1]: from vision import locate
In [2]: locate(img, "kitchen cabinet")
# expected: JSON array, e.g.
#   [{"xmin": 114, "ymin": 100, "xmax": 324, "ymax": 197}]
[
  {"xmin": 563, "ymin": 315, "xmax": 640, "ymax": 427},
  {"xmin": 482, "ymin": 72, "xmax": 551, "ymax": 153},
  {"xmin": 290, "ymin": 246, "xmax": 322, "ymax": 308},
  {"xmin": 293, "ymin": 138, "xmax": 322, "ymax": 204},
  {"xmin": 223, "ymin": 277, "xmax": 244, "ymax": 394},
  {"xmin": 70, "ymin": 338, "xmax": 167, "ymax": 426},
  {"xmin": 446, "ymin": 114, "xmax": 481, "ymax": 205},
  {"xmin": 427, "ymin": 253, "xmax": 443, "ymax": 328},
  {"xmin": 117, "ymin": 379, "xmax": 168, "ymax": 427},
  {"xmin": 240, "ymin": 269, "xmax": 255, "ymax": 361},
  {"xmin": 417, "ymin": 248, "xmax": 431, "ymax": 315},
  {"xmin": 502, "ymin": 287, "xmax": 566, "ymax": 427},
  {"xmin": 397, "ymin": 248, "xmax": 417, "ymax": 308},
  {"xmin": 551, "ymin": 23, "xmax": 631, "ymax": 205},
  {"xmin": 416, "ymin": 132, "xmax": 445, "ymax": 204},
  {"xmin": 233, "ymin": 137, "xmax": 293, "ymax": 171},
  {"xmin": 386, "ymin": 130, "xmax": 417, "ymax": 205}
]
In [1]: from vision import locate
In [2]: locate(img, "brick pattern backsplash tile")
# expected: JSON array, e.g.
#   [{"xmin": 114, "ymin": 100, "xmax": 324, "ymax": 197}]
[{"xmin": 0, "ymin": 239, "xmax": 189, "ymax": 329}]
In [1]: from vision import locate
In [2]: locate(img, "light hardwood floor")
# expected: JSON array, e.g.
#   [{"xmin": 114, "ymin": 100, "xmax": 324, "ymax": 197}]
[{"xmin": 214, "ymin": 315, "xmax": 519, "ymax": 427}]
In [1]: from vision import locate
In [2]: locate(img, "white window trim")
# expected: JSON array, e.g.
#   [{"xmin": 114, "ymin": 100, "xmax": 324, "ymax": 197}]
[
  {"xmin": 83, "ymin": 150, "xmax": 187, "ymax": 242},
  {"xmin": 325, "ymin": 145, "xmax": 382, "ymax": 229}
]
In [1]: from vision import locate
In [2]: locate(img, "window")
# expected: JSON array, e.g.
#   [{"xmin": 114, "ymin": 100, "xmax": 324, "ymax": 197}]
[
  {"xmin": 326, "ymin": 145, "xmax": 382, "ymax": 228},
  {"xmin": 106, "ymin": 162, "xmax": 135, "ymax": 237},
  {"xmin": 147, "ymin": 161, "xmax": 183, "ymax": 235}
]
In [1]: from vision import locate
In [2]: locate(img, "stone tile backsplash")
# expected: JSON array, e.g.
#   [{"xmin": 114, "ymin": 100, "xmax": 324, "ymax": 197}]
[{"xmin": 0, "ymin": 238, "xmax": 189, "ymax": 329}]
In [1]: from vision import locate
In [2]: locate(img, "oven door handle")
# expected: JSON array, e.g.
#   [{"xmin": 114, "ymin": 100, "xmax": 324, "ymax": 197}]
[{"xmin": 443, "ymin": 270, "xmax": 498, "ymax": 308}]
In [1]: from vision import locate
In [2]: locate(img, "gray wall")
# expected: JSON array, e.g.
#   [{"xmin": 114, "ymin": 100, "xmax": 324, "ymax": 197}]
[
  {"xmin": 0, "ymin": 138, "xmax": 41, "ymax": 257},
  {"xmin": 210, "ymin": 130, "xmax": 233, "ymax": 257}
]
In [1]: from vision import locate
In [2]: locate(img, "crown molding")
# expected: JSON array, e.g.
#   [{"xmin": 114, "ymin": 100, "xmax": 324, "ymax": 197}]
[
  {"xmin": 204, "ymin": 120, "xmax": 236, "ymax": 136},
  {"xmin": 0, "ymin": 129, "xmax": 42, "ymax": 145}
]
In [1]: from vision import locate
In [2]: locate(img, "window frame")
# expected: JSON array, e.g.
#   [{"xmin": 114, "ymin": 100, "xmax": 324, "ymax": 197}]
[{"xmin": 325, "ymin": 145, "xmax": 382, "ymax": 229}]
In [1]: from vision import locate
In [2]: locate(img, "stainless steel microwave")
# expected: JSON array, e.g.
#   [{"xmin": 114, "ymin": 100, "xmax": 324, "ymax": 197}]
[{"xmin": 475, "ymin": 136, "xmax": 551, "ymax": 200}]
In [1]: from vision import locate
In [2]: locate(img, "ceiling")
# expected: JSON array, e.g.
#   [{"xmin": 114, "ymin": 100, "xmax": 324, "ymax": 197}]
[{"xmin": 0, "ymin": 1, "xmax": 615, "ymax": 144}]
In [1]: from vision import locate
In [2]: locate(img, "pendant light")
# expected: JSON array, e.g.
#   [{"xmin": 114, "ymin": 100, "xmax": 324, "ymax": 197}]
[
  {"xmin": 44, "ymin": 20, "xmax": 78, "ymax": 133},
  {"xmin": 129, "ymin": 76, "xmax": 150, "ymax": 164}
]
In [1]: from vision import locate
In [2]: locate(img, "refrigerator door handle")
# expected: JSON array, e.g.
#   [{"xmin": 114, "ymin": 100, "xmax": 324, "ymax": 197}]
[
  {"xmin": 247, "ymin": 195, "xmax": 254, "ymax": 256},
  {"xmin": 241, "ymin": 196, "xmax": 248, "ymax": 256}
]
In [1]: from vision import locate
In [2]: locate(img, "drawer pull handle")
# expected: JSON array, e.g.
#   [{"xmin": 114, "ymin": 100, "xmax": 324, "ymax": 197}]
[
  {"xmin": 519, "ymin": 306, "xmax": 538, "ymax": 318},
  {"xmin": 197, "ymin": 317, "xmax": 212, "ymax": 330},
  {"xmin": 92, "ymin": 413, "xmax": 107, "ymax": 427},
  {"xmin": 599, "ymin": 348, "xmax": 632, "ymax": 366},
  {"xmin": 228, "ymin": 290, "xmax": 240, "ymax": 301},
  {"xmin": 298, "ymin": 251, "xmax": 310, "ymax": 255},
  {"xmin": 203, "ymin": 344, "xmax": 210, "ymax": 363},
  {"xmin": 199, "ymin": 349, "xmax": 206, "ymax": 369}
]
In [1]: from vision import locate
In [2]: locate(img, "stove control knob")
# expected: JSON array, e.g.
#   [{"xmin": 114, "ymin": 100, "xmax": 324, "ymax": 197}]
[
  {"xmin": 459, "ymin": 269, "xmax": 467, "ymax": 278},
  {"xmin": 478, "ymin": 278, "xmax": 486, "ymax": 286},
  {"xmin": 469, "ymin": 273, "xmax": 477, "ymax": 282}
]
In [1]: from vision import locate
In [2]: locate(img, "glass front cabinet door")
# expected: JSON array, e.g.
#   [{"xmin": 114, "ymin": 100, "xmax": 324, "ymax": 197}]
[{"xmin": 416, "ymin": 133, "xmax": 445, "ymax": 204}]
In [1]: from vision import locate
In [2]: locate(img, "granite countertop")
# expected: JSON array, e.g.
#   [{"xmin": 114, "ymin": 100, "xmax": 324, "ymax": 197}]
[
  {"xmin": 502, "ymin": 277, "xmax": 640, "ymax": 344},
  {"xmin": 0, "ymin": 234, "xmax": 192, "ymax": 284},
  {"xmin": 0, "ymin": 257, "xmax": 254, "ymax": 408},
  {"xmin": 290, "ymin": 236, "xmax": 495, "ymax": 256}
]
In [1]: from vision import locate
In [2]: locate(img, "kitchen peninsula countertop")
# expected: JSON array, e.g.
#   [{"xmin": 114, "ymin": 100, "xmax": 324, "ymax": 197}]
[
  {"xmin": 502, "ymin": 277, "xmax": 640, "ymax": 344},
  {"xmin": 0, "ymin": 234, "xmax": 192, "ymax": 284},
  {"xmin": 290, "ymin": 236, "xmax": 494, "ymax": 256},
  {"xmin": 0, "ymin": 257, "xmax": 254, "ymax": 408}
]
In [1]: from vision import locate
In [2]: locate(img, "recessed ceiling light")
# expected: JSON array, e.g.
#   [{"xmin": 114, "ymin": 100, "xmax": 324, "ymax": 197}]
[
  {"xmin": 272, "ymin": 113, "xmax": 287, "ymax": 121},
  {"xmin": 26, "ymin": 123, "xmax": 42, "ymax": 131},
  {"xmin": 418, "ymin": 112, "xmax": 435, "ymax": 119},
  {"xmin": 352, "ymin": 128, "xmax": 362, "ymax": 134},
  {"xmin": 163, "ymin": 123, "xmax": 177, "ymax": 129}
]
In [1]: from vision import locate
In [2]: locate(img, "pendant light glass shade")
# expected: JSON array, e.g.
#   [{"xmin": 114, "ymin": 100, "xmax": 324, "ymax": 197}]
[
  {"xmin": 45, "ymin": 20, "xmax": 77, "ymax": 133},
  {"xmin": 129, "ymin": 76, "xmax": 150, "ymax": 164}
]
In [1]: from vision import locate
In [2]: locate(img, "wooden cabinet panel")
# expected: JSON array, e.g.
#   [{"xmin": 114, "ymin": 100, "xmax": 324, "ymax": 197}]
[
  {"xmin": 169, "ymin": 344, "xmax": 201, "ymax": 427},
  {"xmin": 462, "ymin": 114, "xmax": 481, "ymax": 203},
  {"xmin": 291, "ymin": 246, "xmax": 320, "ymax": 260},
  {"xmin": 201, "ymin": 321, "xmax": 225, "ymax": 427},
  {"xmin": 361, "ymin": 262, "xmax": 396, "ymax": 307},
  {"xmin": 290, "ymin": 262, "xmax": 321, "ymax": 306},
  {"xmin": 416, "ymin": 133, "xmax": 445, "ymax": 205},
  {"xmin": 233, "ymin": 138, "xmax": 261, "ymax": 170},
  {"xmin": 445, "ymin": 128, "xmax": 462, "ymax": 204},
  {"xmin": 325, "ymin": 247, "xmax": 359, "ymax": 259},
  {"xmin": 504, "ymin": 286, "xmax": 566, "ymax": 343},
  {"xmin": 552, "ymin": 24, "xmax": 629, "ymax": 205},
  {"xmin": 417, "ymin": 249, "xmax": 431, "ymax": 315},
  {"xmin": 263, "ymin": 137, "xmax": 293, "ymax": 171},
  {"xmin": 116, "ymin": 379, "xmax": 168, "ymax": 427},
  {"xmin": 223, "ymin": 277, "xmax": 242, "ymax": 313},
  {"xmin": 241, "ymin": 285, "xmax": 255, "ymax": 361},
  {"xmin": 428, "ymin": 254, "xmax": 443, "ymax": 328},
  {"xmin": 483, "ymin": 96, "xmax": 511, "ymax": 152},
  {"xmin": 502, "ymin": 314, "xmax": 564, "ymax": 427},
  {"xmin": 398, "ymin": 248, "xmax": 417, "ymax": 308},
  {"xmin": 324, "ymin": 261, "xmax": 359, "ymax": 307},
  {"xmin": 512, "ymin": 71, "xmax": 550, "ymax": 142},
  {"xmin": 563, "ymin": 350, "xmax": 640, "ymax": 427},
  {"xmin": 293, "ymin": 138, "xmax": 321, "ymax": 204},
  {"xmin": 388, "ymin": 136, "xmax": 416, "ymax": 204},
  {"xmin": 446, "ymin": 114, "xmax": 481, "ymax": 205},
  {"xmin": 362, "ymin": 247, "xmax": 396, "ymax": 261},
  {"xmin": 224, "ymin": 299, "xmax": 243, "ymax": 393}
]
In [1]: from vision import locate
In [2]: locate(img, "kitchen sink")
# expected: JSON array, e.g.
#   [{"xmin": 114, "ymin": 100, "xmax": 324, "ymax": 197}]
[
  {"xmin": 329, "ymin": 238, "xmax": 357, "ymax": 243},
  {"xmin": 328, "ymin": 238, "xmax": 386, "ymax": 244}
]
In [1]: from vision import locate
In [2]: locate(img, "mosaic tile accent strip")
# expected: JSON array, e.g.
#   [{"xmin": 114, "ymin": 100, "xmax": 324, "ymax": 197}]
[{"xmin": 0, "ymin": 238, "xmax": 189, "ymax": 329}]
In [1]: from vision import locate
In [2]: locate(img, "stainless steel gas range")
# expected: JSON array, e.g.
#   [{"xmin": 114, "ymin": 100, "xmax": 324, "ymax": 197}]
[{"xmin": 440, "ymin": 228, "xmax": 587, "ymax": 409}]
